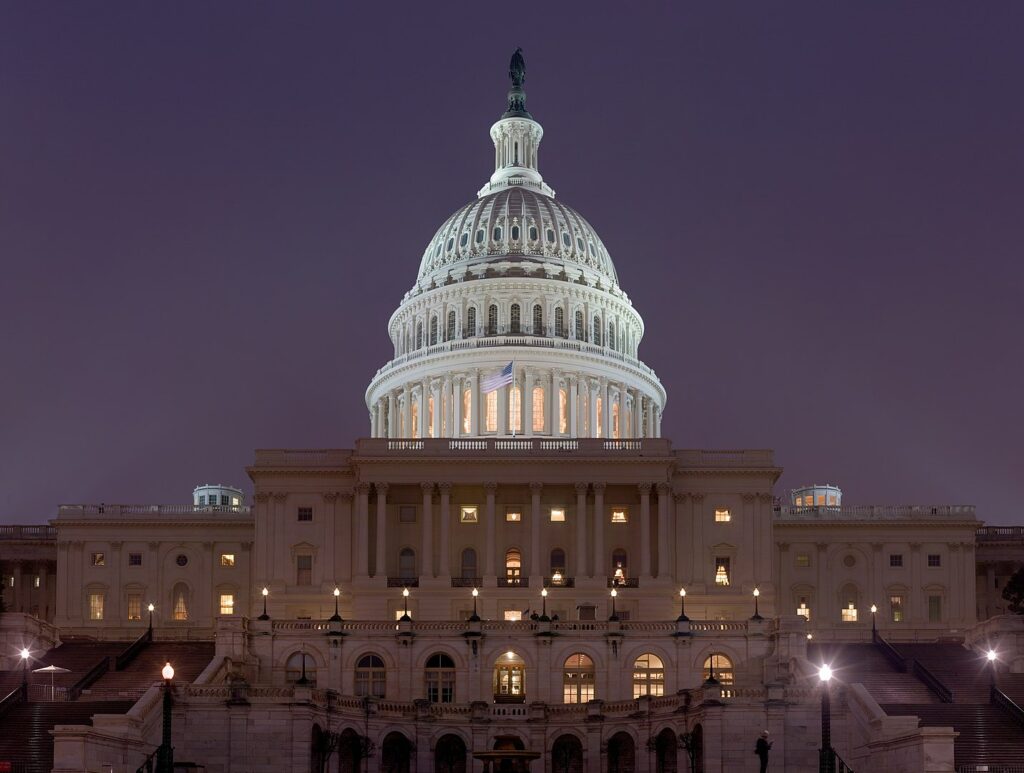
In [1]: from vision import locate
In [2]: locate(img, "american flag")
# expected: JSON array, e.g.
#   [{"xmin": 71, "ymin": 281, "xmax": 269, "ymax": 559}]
[{"xmin": 481, "ymin": 362, "xmax": 514, "ymax": 393}]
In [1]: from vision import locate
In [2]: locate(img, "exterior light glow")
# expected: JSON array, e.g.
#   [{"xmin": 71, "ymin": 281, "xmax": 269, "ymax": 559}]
[
  {"xmin": 541, "ymin": 588, "xmax": 548, "ymax": 597},
  {"xmin": 162, "ymin": 662, "xmax": 174, "ymax": 680},
  {"xmin": 870, "ymin": 604, "xmax": 877, "ymax": 614},
  {"xmin": 807, "ymin": 633, "xmax": 813, "ymax": 640},
  {"xmin": 148, "ymin": 603, "xmax": 155, "ymax": 612},
  {"xmin": 402, "ymin": 588, "xmax": 410, "ymax": 598},
  {"xmin": 262, "ymin": 587, "xmax": 269, "ymax": 597},
  {"xmin": 679, "ymin": 588, "xmax": 686, "ymax": 597},
  {"xmin": 20, "ymin": 648, "xmax": 30, "ymax": 660},
  {"xmin": 753, "ymin": 588, "xmax": 760, "ymax": 597},
  {"xmin": 506, "ymin": 651, "xmax": 515, "ymax": 660},
  {"xmin": 333, "ymin": 587, "xmax": 340, "ymax": 598},
  {"xmin": 472, "ymin": 588, "xmax": 479, "ymax": 597},
  {"xmin": 987, "ymin": 650, "xmax": 997, "ymax": 662},
  {"xmin": 610, "ymin": 588, "xmax": 617, "ymax": 598},
  {"xmin": 819, "ymin": 665, "xmax": 832, "ymax": 683}
]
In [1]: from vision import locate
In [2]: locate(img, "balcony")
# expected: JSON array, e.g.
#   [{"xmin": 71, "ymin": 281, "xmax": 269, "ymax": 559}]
[
  {"xmin": 451, "ymin": 577, "xmax": 482, "ymax": 588},
  {"xmin": 0, "ymin": 525, "xmax": 56, "ymax": 541},
  {"xmin": 543, "ymin": 576, "xmax": 575, "ymax": 588},
  {"xmin": 497, "ymin": 577, "xmax": 529, "ymax": 588},
  {"xmin": 387, "ymin": 577, "xmax": 419, "ymax": 588},
  {"xmin": 607, "ymin": 577, "xmax": 639, "ymax": 589}
]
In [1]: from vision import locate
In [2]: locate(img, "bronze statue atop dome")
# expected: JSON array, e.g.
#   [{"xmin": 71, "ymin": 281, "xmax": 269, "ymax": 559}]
[
  {"xmin": 503, "ymin": 48, "xmax": 531, "ymax": 119},
  {"xmin": 509, "ymin": 47, "xmax": 526, "ymax": 89}
]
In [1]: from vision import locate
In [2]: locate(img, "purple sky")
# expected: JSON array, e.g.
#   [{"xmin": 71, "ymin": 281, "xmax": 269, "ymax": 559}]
[{"xmin": 2, "ymin": 3, "xmax": 1022, "ymax": 525}]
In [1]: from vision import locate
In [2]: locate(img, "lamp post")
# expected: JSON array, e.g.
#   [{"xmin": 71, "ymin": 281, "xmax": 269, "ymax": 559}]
[
  {"xmin": 609, "ymin": 588, "xmax": 619, "ymax": 622},
  {"xmin": 258, "ymin": 587, "xmax": 269, "ymax": 620},
  {"xmin": 157, "ymin": 662, "xmax": 175, "ymax": 773},
  {"xmin": 330, "ymin": 587, "xmax": 342, "ymax": 622},
  {"xmin": 148, "ymin": 603, "xmax": 155, "ymax": 632},
  {"xmin": 20, "ymin": 648, "xmax": 30, "ymax": 697},
  {"xmin": 677, "ymin": 588, "xmax": 689, "ymax": 622},
  {"xmin": 751, "ymin": 587, "xmax": 762, "ymax": 621},
  {"xmin": 704, "ymin": 654, "xmax": 719, "ymax": 686},
  {"xmin": 987, "ymin": 649, "xmax": 998, "ymax": 690},
  {"xmin": 540, "ymin": 588, "xmax": 549, "ymax": 622},
  {"xmin": 400, "ymin": 587, "xmax": 411, "ymax": 622},
  {"xmin": 470, "ymin": 588, "xmax": 480, "ymax": 622},
  {"xmin": 818, "ymin": 664, "xmax": 833, "ymax": 773},
  {"xmin": 870, "ymin": 604, "xmax": 878, "ymax": 638}
]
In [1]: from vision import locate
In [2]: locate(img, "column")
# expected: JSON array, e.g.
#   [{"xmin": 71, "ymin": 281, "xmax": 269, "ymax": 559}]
[
  {"xmin": 568, "ymin": 376, "xmax": 578, "ymax": 437},
  {"xmin": 674, "ymin": 493, "xmax": 689, "ymax": 581},
  {"xmin": 471, "ymin": 372, "xmax": 481, "ymax": 435},
  {"xmin": 439, "ymin": 483, "xmax": 451, "ymax": 577},
  {"xmin": 431, "ymin": 379, "xmax": 442, "ymax": 438},
  {"xmin": 654, "ymin": 405, "xmax": 662, "ymax": 437},
  {"xmin": 497, "ymin": 382, "xmax": 509, "ymax": 436},
  {"xmin": 403, "ymin": 385, "xmax": 412, "ymax": 438},
  {"xmin": 548, "ymin": 370, "xmax": 558, "ymax": 435},
  {"xmin": 529, "ymin": 483, "xmax": 542, "ymax": 578},
  {"xmin": 452, "ymin": 376, "xmax": 463, "ymax": 438},
  {"xmin": 909, "ymin": 543, "xmax": 922, "ymax": 623},
  {"xmin": 421, "ymin": 483, "xmax": 434, "ymax": 579},
  {"xmin": 588, "ymin": 380, "xmax": 598, "ymax": 439},
  {"xmin": 632, "ymin": 390, "xmax": 642, "ymax": 439},
  {"xmin": 601, "ymin": 379, "xmax": 611, "ymax": 438},
  {"xmin": 592, "ymin": 483, "xmax": 606, "ymax": 578},
  {"xmin": 657, "ymin": 483, "xmax": 672, "ymax": 579},
  {"xmin": 484, "ymin": 483, "xmax": 497, "ymax": 577},
  {"xmin": 374, "ymin": 483, "xmax": 388, "ymax": 579},
  {"xmin": 616, "ymin": 382, "xmax": 625, "ymax": 439},
  {"xmin": 417, "ymin": 384, "xmax": 428, "ymax": 438},
  {"xmin": 575, "ymin": 483, "xmax": 588, "ymax": 578},
  {"xmin": 387, "ymin": 393, "xmax": 396, "ymax": 438},
  {"xmin": 639, "ymin": 483, "xmax": 652, "ymax": 578},
  {"xmin": 370, "ymin": 401, "xmax": 378, "ymax": 437},
  {"xmin": 355, "ymin": 484, "xmax": 370, "ymax": 578},
  {"xmin": 322, "ymin": 492, "xmax": 338, "ymax": 585}
]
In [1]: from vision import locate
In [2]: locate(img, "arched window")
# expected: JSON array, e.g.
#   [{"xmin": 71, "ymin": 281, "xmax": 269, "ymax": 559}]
[
  {"xmin": 575, "ymin": 310, "xmax": 584, "ymax": 341},
  {"xmin": 562, "ymin": 653, "xmax": 595, "ymax": 703},
  {"xmin": 466, "ymin": 307, "xmax": 477, "ymax": 338},
  {"xmin": 612, "ymin": 402, "xmax": 620, "ymax": 439},
  {"xmin": 399, "ymin": 548, "xmax": 416, "ymax": 580},
  {"xmin": 611, "ymin": 549, "xmax": 628, "ymax": 583},
  {"xmin": 532, "ymin": 304, "xmax": 543, "ymax": 334},
  {"xmin": 460, "ymin": 548, "xmax": 478, "ymax": 581},
  {"xmin": 493, "ymin": 225, "xmax": 502, "ymax": 242},
  {"xmin": 550, "ymin": 548, "xmax": 567, "ymax": 583},
  {"xmin": 285, "ymin": 652, "xmax": 316, "ymax": 686},
  {"xmin": 559, "ymin": 388, "xmax": 568, "ymax": 434},
  {"xmin": 485, "ymin": 391, "xmax": 497, "ymax": 432},
  {"xmin": 509, "ymin": 385, "xmax": 522, "ymax": 433},
  {"xmin": 510, "ymin": 304, "xmax": 521, "ymax": 334},
  {"xmin": 703, "ymin": 653, "xmax": 734, "ymax": 685},
  {"xmin": 416, "ymin": 322, "xmax": 423, "ymax": 349},
  {"xmin": 555, "ymin": 307, "xmax": 565, "ymax": 337},
  {"xmin": 425, "ymin": 653, "xmax": 455, "ymax": 703},
  {"xmin": 512, "ymin": 224, "xmax": 521, "ymax": 241},
  {"xmin": 429, "ymin": 316, "xmax": 438, "ymax": 346},
  {"xmin": 462, "ymin": 389, "xmax": 472, "ymax": 433},
  {"xmin": 551, "ymin": 735, "xmax": 584, "ymax": 773},
  {"xmin": 355, "ymin": 654, "xmax": 386, "ymax": 697},
  {"xmin": 596, "ymin": 396, "xmax": 603, "ymax": 438},
  {"xmin": 528, "ymin": 225, "xmax": 538, "ymax": 241},
  {"xmin": 411, "ymin": 403, "xmax": 419, "ymax": 439},
  {"xmin": 487, "ymin": 305, "xmax": 498, "ymax": 336},
  {"xmin": 493, "ymin": 652, "xmax": 525, "ymax": 702},
  {"xmin": 446, "ymin": 311, "xmax": 456, "ymax": 341},
  {"xmin": 171, "ymin": 582, "xmax": 189, "ymax": 621},
  {"xmin": 532, "ymin": 386, "xmax": 545, "ymax": 432},
  {"xmin": 593, "ymin": 316, "xmax": 602, "ymax": 346},
  {"xmin": 608, "ymin": 321, "xmax": 616, "ymax": 351},
  {"xmin": 505, "ymin": 548, "xmax": 522, "ymax": 585},
  {"xmin": 633, "ymin": 653, "xmax": 665, "ymax": 697}
]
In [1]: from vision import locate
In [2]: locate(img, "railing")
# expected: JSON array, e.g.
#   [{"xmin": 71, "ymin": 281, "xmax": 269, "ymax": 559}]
[
  {"xmin": 834, "ymin": 750, "xmax": 855, "ymax": 772},
  {"xmin": 543, "ymin": 576, "xmax": 575, "ymax": 588},
  {"xmin": 912, "ymin": 660, "xmax": 953, "ymax": 703},
  {"xmin": 497, "ymin": 577, "xmax": 529, "ymax": 588},
  {"xmin": 386, "ymin": 577, "xmax": 419, "ymax": 588},
  {"xmin": 992, "ymin": 685, "xmax": 1024, "ymax": 729},
  {"xmin": 355, "ymin": 438, "xmax": 673, "ymax": 458},
  {"xmin": 136, "ymin": 748, "xmax": 159, "ymax": 773},
  {"xmin": 956, "ymin": 766, "xmax": 1024, "ymax": 773},
  {"xmin": 67, "ymin": 656, "xmax": 110, "ymax": 701},
  {"xmin": 115, "ymin": 627, "xmax": 153, "ymax": 671},
  {"xmin": 977, "ymin": 526, "xmax": 1024, "ymax": 541},
  {"xmin": 450, "ymin": 577, "xmax": 482, "ymax": 588},
  {"xmin": 872, "ymin": 631, "xmax": 908, "ymax": 673},
  {"xmin": 0, "ymin": 524, "xmax": 57, "ymax": 540},
  {"xmin": 0, "ymin": 685, "xmax": 25, "ymax": 719},
  {"xmin": 58, "ymin": 503, "xmax": 251, "ymax": 518},
  {"xmin": 676, "ymin": 449, "xmax": 776, "ymax": 468},
  {"xmin": 777, "ymin": 504, "xmax": 975, "ymax": 521},
  {"xmin": 607, "ymin": 577, "xmax": 639, "ymax": 588}
]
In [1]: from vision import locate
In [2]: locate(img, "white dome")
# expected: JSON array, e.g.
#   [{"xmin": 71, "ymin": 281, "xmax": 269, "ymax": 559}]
[{"xmin": 417, "ymin": 187, "xmax": 619, "ymax": 288}]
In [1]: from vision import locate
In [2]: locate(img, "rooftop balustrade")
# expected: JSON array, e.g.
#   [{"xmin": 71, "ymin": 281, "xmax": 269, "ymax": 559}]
[
  {"xmin": 57, "ymin": 504, "xmax": 252, "ymax": 520},
  {"xmin": 775, "ymin": 504, "xmax": 976, "ymax": 521},
  {"xmin": 0, "ymin": 525, "xmax": 57, "ymax": 540}
]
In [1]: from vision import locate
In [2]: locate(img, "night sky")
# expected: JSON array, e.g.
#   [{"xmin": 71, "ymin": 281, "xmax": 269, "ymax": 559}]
[{"xmin": 2, "ymin": 3, "xmax": 1022, "ymax": 525}]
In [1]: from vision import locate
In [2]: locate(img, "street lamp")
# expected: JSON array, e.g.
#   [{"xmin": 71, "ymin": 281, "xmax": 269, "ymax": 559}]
[
  {"xmin": 330, "ymin": 587, "xmax": 342, "ymax": 622},
  {"xmin": 540, "ymin": 588, "xmax": 549, "ymax": 622},
  {"xmin": 20, "ymin": 648, "xmax": 30, "ymax": 696},
  {"xmin": 818, "ymin": 664, "xmax": 834, "ymax": 773},
  {"xmin": 469, "ymin": 588, "xmax": 480, "ymax": 622},
  {"xmin": 258, "ymin": 587, "xmax": 269, "ymax": 620},
  {"xmin": 399, "ymin": 587, "xmax": 411, "ymax": 622},
  {"xmin": 609, "ymin": 588, "xmax": 619, "ymax": 621},
  {"xmin": 870, "ymin": 604, "xmax": 878, "ymax": 637},
  {"xmin": 148, "ymin": 603, "xmax": 155, "ymax": 632},
  {"xmin": 987, "ymin": 649, "xmax": 998, "ymax": 689},
  {"xmin": 677, "ymin": 588, "xmax": 689, "ymax": 622},
  {"xmin": 157, "ymin": 662, "xmax": 175, "ymax": 773},
  {"xmin": 751, "ymin": 588, "xmax": 762, "ymax": 621}
]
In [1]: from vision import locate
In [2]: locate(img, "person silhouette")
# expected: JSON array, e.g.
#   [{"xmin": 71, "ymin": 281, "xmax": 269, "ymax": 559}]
[{"xmin": 755, "ymin": 730, "xmax": 772, "ymax": 772}]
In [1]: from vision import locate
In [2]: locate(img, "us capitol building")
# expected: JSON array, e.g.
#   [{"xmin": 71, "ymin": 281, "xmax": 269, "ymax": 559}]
[{"xmin": 2, "ymin": 51, "xmax": 1022, "ymax": 773}]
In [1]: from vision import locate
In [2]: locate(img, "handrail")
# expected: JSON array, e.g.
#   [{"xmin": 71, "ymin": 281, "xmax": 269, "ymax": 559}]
[
  {"xmin": 135, "ymin": 747, "xmax": 158, "ymax": 773},
  {"xmin": 116, "ymin": 627, "xmax": 153, "ymax": 671},
  {"xmin": 834, "ymin": 749, "xmax": 855, "ymax": 772},
  {"xmin": 992, "ymin": 685, "xmax": 1024, "ymax": 729},
  {"xmin": 0, "ymin": 685, "xmax": 25, "ymax": 719},
  {"xmin": 68, "ymin": 656, "xmax": 110, "ymax": 701},
  {"xmin": 911, "ymin": 660, "xmax": 953, "ymax": 703},
  {"xmin": 872, "ymin": 631, "xmax": 907, "ymax": 673}
]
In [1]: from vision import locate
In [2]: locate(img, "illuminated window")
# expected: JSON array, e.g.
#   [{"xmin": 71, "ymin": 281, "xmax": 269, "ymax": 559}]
[
  {"xmin": 493, "ymin": 652, "xmax": 525, "ymax": 700},
  {"xmin": 232, "ymin": 496, "xmax": 240, "ymax": 507},
  {"xmin": 127, "ymin": 593, "xmax": 141, "ymax": 621},
  {"xmin": 88, "ymin": 592, "xmax": 104, "ymax": 620},
  {"xmin": 890, "ymin": 554, "xmax": 903, "ymax": 568},
  {"xmin": 796, "ymin": 600, "xmax": 811, "ymax": 620},
  {"xmin": 297, "ymin": 507, "xmax": 313, "ymax": 522},
  {"xmin": 559, "ymin": 388, "xmax": 568, "ymax": 434},
  {"xmin": 816, "ymin": 494, "xmax": 826, "ymax": 505},
  {"xmin": 550, "ymin": 507, "xmax": 566, "ymax": 522},
  {"xmin": 460, "ymin": 506, "xmax": 478, "ymax": 523},
  {"xmin": 485, "ymin": 392, "xmax": 497, "ymax": 432},
  {"xmin": 563, "ymin": 653, "xmax": 595, "ymax": 703},
  {"xmin": 612, "ymin": 549, "xmax": 628, "ymax": 582},
  {"xmin": 889, "ymin": 594, "xmax": 904, "ymax": 623},
  {"xmin": 399, "ymin": 506, "xmax": 416, "ymax": 523},
  {"xmin": 509, "ymin": 386, "xmax": 522, "ymax": 433},
  {"xmin": 172, "ymin": 583, "xmax": 189, "ymax": 621},
  {"xmin": 532, "ymin": 386, "xmax": 545, "ymax": 432},
  {"xmin": 504, "ymin": 610, "xmax": 522, "ymax": 621},
  {"xmin": 505, "ymin": 509, "xmax": 521, "ymax": 522},
  {"xmin": 703, "ymin": 654, "xmax": 733, "ymax": 685},
  {"xmin": 795, "ymin": 554, "xmax": 810, "ymax": 568},
  {"xmin": 462, "ymin": 389, "xmax": 472, "ymax": 432},
  {"xmin": 714, "ymin": 509, "xmax": 731, "ymax": 523},
  {"xmin": 550, "ymin": 548, "xmax": 566, "ymax": 578},
  {"xmin": 928, "ymin": 595, "xmax": 942, "ymax": 622},
  {"xmin": 428, "ymin": 396, "xmax": 435, "ymax": 437},
  {"xmin": 286, "ymin": 652, "xmax": 316, "ymax": 686},
  {"xmin": 611, "ymin": 509, "xmax": 628, "ymax": 523},
  {"xmin": 714, "ymin": 557, "xmax": 730, "ymax": 586},
  {"xmin": 927, "ymin": 554, "xmax": 941, "ymax": 567},
  {"xmin": 510, "ymin": 304, "xmax": 521, "ymax": 334},
  {"xmin": 219, "ymin": 593, "xmax": 235, "ymax": 615},
  {"xmin": 425, "ymin": 653, "xmax": 455, "ymax": 703},
  {"xmin": 296, "ymin": 555, "xmax": 313, "ymax": 586},
  {"xmin": 612, "ymin": 402, "xmax": 620, "ymax": 439},
  {"xmin": 827, "ymin": 494, "xmax": 838, "ymax": 505},
  {"xmin": 91, "ymin": 552, "xmax": 105, "ymax": 567},
  {"xmin": 355, "ymin": 654, "xmax": 386, "ymax": 698},
  {"xmin": 33, "ymin": 575, "xmax": 40, "ymax": 588},
  {"xmin": 633, "ymin": 653, "xmax": 665, "ymax": 697},
  {"xmin": 505, "ymin": 549, "xmax": 522, "ymax": 584},
  {"xmin": 411, "ymin": 403, "xmax": 419, "ymax": 438},
  {"xmin": 841, "ymin": 603, "xmax": 858, "ymax": 622}
]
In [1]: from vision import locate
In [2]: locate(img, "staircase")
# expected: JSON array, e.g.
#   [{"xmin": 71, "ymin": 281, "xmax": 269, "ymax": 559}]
[
  {"xmin": 896, "ymin": 643, "xmax": 991, "ymax": 703},
  {"xmin": 0, "ymin": 701, "xmax": 135, "ymax": 773},
  {"xmin": 86, "ymin": 641, "xmax": 214, "ymax": 696},
  {"xmin": 808, "ymin": 642, "xmax": 937, "ymax": 703},
  {"xmin": 0, "ymin": 640, "xmax": 129, "ymax": 699}
]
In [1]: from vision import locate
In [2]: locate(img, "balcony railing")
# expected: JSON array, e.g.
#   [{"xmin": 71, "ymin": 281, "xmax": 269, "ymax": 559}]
[
  {"xmin": 497, "ymin": 577, "xmax": 529, "ymax": 588},
  {"xmin": 543, "ymin": 576, "xmax": 575, "ymax": 588},
  {"xmin": 451, "ymin": 577, "xmax": 482, "ymax": 588},
  {"xmin": 775, "ymin": 504, "xmax": 975, "ymax": 521},
  {"xmin": 0, "ymin": 525, "xmax": 56, "ymax": 541},
  {"xmin": 387, "ymin": 577, "xmax": 419, "ymax": 588},
  {"xmin": 607, "ymin": 577, "xmax": 639, "ymax": 589},
  {"xmin": 977, "ymin": 526, "xmax": 1024, "ymax": 541}
]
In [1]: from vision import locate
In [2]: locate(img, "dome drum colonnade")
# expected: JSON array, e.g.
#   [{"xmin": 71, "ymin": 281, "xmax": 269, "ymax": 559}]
[{"xmin": 366, "ymin": 51, "xmax": 666, "ymax": 440}]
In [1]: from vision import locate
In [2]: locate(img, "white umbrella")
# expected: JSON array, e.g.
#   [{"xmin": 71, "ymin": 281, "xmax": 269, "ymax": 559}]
[{"xmin": 33, "ymin": 664, "xmax": 71, "ymax": 700}]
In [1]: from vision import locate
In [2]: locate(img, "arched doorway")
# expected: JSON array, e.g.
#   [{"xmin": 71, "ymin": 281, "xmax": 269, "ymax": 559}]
[
  {"xmin": 552, "ymin": 734, "xmax": 584, "ymax": 773},
  {"xmin": 381, "ymin": 731, "xmax": 412, "ymax": 773},
  {"xmin": 310, "ymin": 724, "xmax": 326, "ymax": 773},
  {"xmin": 434, "ymin": 734, "xmax": 467, "ymax": 773},
  {"xmin": 607, "ymin": 732, "xmax": 635, "ymax": 773},
  {"xmin": 655, "ymin": 728, "xmax": 677, "ymax": 773},
  {"xmin": 493, "ymin": 652, "xmax": 526, "ymax": 703},
  {"xmin": 337, "ymin": 728, "xmax": 362, "ymax": 773}
]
